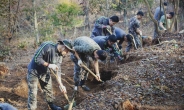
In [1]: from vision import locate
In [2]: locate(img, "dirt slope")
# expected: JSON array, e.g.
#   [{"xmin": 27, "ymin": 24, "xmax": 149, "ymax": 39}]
[{"xmin": 0, "ymin": 34, "xmax": 183, "ymax": 110}]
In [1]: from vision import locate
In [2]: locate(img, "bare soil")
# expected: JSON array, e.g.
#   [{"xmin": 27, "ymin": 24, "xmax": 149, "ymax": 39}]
[{"xmin": 0, "ymin": 33, "xmax": 184, "ymax": 110}]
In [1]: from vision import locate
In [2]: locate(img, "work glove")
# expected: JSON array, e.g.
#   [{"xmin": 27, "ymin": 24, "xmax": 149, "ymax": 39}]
[
  {"xmin": 140, "ymin": 31, "xmax": 142, "ymax": 36},
  {"xmin": 48, "ymin": 64, "xmax": 58, "ymax": 71},
  {"xmin": 78, "ymin": 59, "xmax": 83, "ymax": 67},
  {"xmin": 59, "ymin": 85, "xmax": 67, "ymax": 93}
]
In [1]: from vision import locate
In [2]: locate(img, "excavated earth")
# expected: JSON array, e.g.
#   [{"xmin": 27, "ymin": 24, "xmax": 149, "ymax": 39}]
[{"xmin": 0, "ymin": 33, "xmax": 184, "ymax": 110}]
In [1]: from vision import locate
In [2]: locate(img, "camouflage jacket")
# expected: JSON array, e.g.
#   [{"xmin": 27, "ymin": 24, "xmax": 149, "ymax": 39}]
[
  {"xmin": 73, "ymin": 36, "xmax": 101, "ymax": 57},
  {"xmin": 28, "ymin": 41, "xmax": 62, "ymax": 75},
  {"xmin": 128, "ymin": 16, "xmax": 140, "ymax": 35},
  {"xmin": 90, "ymin": 16, "xmax": 115, "ymax": 38}
]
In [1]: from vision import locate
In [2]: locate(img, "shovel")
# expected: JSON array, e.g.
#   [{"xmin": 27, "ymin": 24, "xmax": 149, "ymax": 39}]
[
  {"xmin": 49, "ymin": 69, "xmax": 76, "ymax": 110},
  {"xmin": 81, "ymin": 64, "xmax": 103, "ymax": 83}
]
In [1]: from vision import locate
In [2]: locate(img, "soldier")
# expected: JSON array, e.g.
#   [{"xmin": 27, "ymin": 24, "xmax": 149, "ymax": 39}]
[
  {"xmin": 92, "ymin": 35, "xmax": 123, "ymax": 61},
  {"xmin": 159, "ymin": 12, "xmax": 174, "ymax": 31},
  {"xmin": 70, "ymin": 36, "xmax": 107, "ymax": 91},
  {"xmin": 114, "ymin": 27, "xmax": 132, "ymax": 52},
  {"xmin": 90, "ymin": 15, "xmax": 119, "ymax": 38},
  {"xmin": 128, "ymin": 11, "xmax": 144, "ymax": 50},
  {"xmin": 153, "ymin": 2, "xmax": 167, "ymax": 39},
  {"xmin": 27, "ymin": 40, "xmax": 73, "ymax": 110}
]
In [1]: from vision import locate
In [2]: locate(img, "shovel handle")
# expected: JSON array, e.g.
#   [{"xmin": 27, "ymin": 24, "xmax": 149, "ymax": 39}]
[
  {"xmin": 81, "ymin": 64, "xmax": 103, "ymax": 82},
  {"xmin": 50, "ymin": 69, "xmax": 70, "ymax": 103}
]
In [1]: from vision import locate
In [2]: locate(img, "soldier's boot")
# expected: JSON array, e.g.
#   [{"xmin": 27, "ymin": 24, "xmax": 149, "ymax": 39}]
[
  {"xmin": 48, "ymin": 102, "xmax": 62, "ymax": 110},
  {"xmin": 80, "ymin": 80, "xmax": 90, "ymax": 91},
  {"xmin": 81, "ymin": 85, "xmax": 90, "ymax": 91}
]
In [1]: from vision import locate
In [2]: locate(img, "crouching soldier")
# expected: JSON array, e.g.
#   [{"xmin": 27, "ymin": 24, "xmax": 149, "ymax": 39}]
[
  {"xmin": 114, "ymin": 27, "xmax": 133, "ymax": 53},
  {"xmin": 27, "ymin": 40, "xmax": 73, "ymax": 110},
  {"xmin": 90, "ymin": 15, "xmax": 119, "ymax": 38},
  {"xmin": 70, "ymin": 36, "xmax": 107, "ymax": 91},
  {"xmin": 92, "ymin": 35, "xmax": 123, "ymax": 61}
]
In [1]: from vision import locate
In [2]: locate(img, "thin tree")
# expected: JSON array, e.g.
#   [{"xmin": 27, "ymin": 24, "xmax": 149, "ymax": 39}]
[{"xmin": 32, "ymin": 0, "xmax": 39, "ymax": 43}]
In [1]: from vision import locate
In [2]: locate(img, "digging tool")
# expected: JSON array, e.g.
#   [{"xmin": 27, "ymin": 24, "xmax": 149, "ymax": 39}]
[
  {"xmin": 138, "ymin": 35, "xmax": 143, "ymax": 48},
  {"xmin": 81, "ymin": 64, "xmax": 103, "ymax": 82},
  {"xmin": 49, "ymin": 69, "xmax": 76, "ymax": 110},
  {"xmin": 64, "ymin": 90, "xmax": 78, "ymax": 110},
  {"xmin": 129, "ymin": 34, "xmax": 138, "ymax": 49}
]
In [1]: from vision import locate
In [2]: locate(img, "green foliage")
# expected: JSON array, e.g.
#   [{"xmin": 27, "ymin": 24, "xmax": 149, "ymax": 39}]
[{"xmin": 50, "ymin": 3, "xmax": 82, "ymax": 28}]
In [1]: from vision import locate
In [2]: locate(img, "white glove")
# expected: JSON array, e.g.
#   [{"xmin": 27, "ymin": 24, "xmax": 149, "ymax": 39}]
[
  {"xmin": 140, "ymin": 31, "xmax": 142, "ymax": 36},
  {"xmin": 48, "ymin": 64, "xmax": 58, "ymax": 71},
  {"xmin": 74, "ymin": 86, "xmax": 78, "ymax": 91},
  {"xmin": 59, "ymin": 85, "xmax": 67, "ymax": 93},
  {"xmin": 77, "ymin": 59, "xmax": 83, "ymax": 67}
]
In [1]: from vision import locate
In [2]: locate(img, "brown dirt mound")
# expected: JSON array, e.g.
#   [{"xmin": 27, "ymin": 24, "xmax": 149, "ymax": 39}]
[{"xmin": 12, "ymin": 78, "xmax": 28, "ymax": 98}]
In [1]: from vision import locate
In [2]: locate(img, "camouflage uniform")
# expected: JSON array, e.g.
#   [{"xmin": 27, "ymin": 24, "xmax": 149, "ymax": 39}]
[
  {"xmin": 27, "ymin": 42, "xmax": 62, "ymax": 110},
  {"xmin": 70, "ymin": 36, "xmax": 101, "ymax": 86},
  {"xmin": 90, "ymin": 16, "xmax": 115, "ymax": 38},
  {"xmin": 128, "ymin": 16, "xmax": 141, "ymax": 49}
]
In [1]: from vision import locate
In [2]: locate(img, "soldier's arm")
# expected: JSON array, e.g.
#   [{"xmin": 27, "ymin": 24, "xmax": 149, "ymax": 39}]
[
  {"xmin": 93, "ymin": 59, "xmax": 100, "ymax": 75},
  {"xmin": 159, "ymin": 22, "xmax": 166, "ymax": 30},
  {"xmin": 34, "ymin": 44, "xmax": 49, "ymax": 67},
  {"xmin": 159, "ymin": 16, "xmax": 167, "ymax": 30}
]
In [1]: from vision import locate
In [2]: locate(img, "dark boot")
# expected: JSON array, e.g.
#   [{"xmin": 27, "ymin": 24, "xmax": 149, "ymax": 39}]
[
  {"xmin": 81, "ymin": 85, "xmax": 90, "ymax": 91},
  {"xmin": 48, "ymin": 102, "xmax": 62, "ymax": 110}
]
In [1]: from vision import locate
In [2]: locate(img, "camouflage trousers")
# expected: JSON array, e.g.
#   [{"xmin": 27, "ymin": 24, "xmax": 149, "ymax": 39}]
[
  {"xmin": 70, "ymin": 54, "xmax": 89, "ymax": 86},
  {"xmin": 27, "ymin": 69, "xmax": 53, "ymax": 110},
  {"xmin": 130, "ymin": 33, "xmax": 142, "ymax": 49}
]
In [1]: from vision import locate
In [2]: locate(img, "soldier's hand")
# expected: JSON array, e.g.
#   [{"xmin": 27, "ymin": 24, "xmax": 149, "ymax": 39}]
[
  {"xmin": 106, "ymin": 25, "xmax": 111, "ymax": 29},
  {"xmin": 59, "ymin": 85, "xmax": 67, "ymax": 93},
  {"xmin": 102, "ymin": 25, "xmax": 111, "ymax": 29},
  {"xmin": 48, "ymin": 64, "xmax": 58, "ymax": 71},
  {"xmin": 140, "ymin": 31, "xmax": 142, "ymax": 36},
  {"xmin": 77, "ymin": 59, "xmax": 83, "ymax": 67},
  {"xmin": 96, "ymin": 73, "xmax": 101, "ymax": 81}
]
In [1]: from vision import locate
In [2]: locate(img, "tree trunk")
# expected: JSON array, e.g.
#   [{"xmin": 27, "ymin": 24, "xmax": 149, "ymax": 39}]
[
  {"xmin": 33, "ymin": 0, "xmax": 39, "ymax": 43},
  {"xmin": 84, "ymin": 0, "xmax": 90, "ymax": 30},
  {"xmin": 8, "ymin": 0, "xmax": 12, "ymax": 42},
  {"xmin": 162, "ymin": 0, "xmax": 169, "ymax": 29},
  {"xmin": 169, "ymin": 0, "xmax": 179, "ymax": 32},
  {"xmin": 106, "ymin": 0, "xmax": 109, "ymax": 17},
  {"xmin": 143, "ymin": 0, "xmax": 161, "ymax": 36}
]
